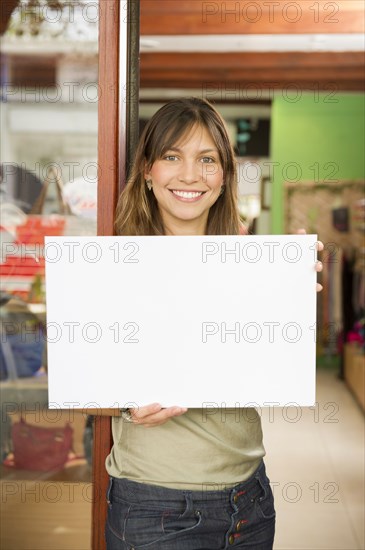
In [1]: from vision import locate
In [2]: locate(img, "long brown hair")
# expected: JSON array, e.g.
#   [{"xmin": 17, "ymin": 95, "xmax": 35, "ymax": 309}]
[{"xmin": 115, "ymin": 97, "xmax": 241, "ymax": 236}]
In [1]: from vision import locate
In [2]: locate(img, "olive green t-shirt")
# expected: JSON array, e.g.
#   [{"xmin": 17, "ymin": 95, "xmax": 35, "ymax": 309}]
[{"xmin": 105, "ymin": 408, "xmax": 265, "ymax": 490}]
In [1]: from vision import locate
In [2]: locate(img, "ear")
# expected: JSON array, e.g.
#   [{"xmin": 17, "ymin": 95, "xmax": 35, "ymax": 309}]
[{"xmin": 143, "ymin": 159, "xmax": 151, "ymax": 180}]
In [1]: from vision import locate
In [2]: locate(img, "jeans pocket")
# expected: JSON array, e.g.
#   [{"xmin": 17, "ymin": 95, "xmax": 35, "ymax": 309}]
[
  {"xmin": 106, "ymin": 498, "xmax": 132, "ymax": 544},
  {"xmin": 162, "ymin": 507, "xmax": 202, "ymax": 535},
  {"xmin": 106, "ymin": 478, "xmax": 113, "ymax": 509},
  {"xmin": 124, "ymin": 504, "xmax": 202, "ymax": 548},
  {"xmin": 255, "ymin": 476, "xmax": 276, "ymax": 520}
]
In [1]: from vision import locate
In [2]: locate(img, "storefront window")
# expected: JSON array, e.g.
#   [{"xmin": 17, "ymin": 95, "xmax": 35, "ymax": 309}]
[{"xmin": 1, "ymin": 2, "xmax": 98, "ymax": 548}]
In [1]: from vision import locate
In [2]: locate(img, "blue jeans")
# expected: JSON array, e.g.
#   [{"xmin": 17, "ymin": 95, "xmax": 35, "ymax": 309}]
[{"xmin": 105, "ymin": 460, "xmax": 275, "ymax": 549}]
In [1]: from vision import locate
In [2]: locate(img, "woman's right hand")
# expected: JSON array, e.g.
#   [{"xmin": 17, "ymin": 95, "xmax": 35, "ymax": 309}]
[{"xmin": 127, "ymin": 403, "xmax": 188, "ymax": 427}]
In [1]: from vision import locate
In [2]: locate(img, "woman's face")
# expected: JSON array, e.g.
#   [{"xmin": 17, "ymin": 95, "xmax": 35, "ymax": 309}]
[{"xmin": 144, "ymin": 124, "xmax": 224, "ymax": 235}]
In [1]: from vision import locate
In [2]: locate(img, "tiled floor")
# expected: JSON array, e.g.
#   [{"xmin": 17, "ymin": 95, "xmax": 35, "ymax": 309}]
[
  {"xmin": 262, "ymin": 367, "xmax": 365, "ymax": 550},
  {"xmin": 1, "ymin": 366, "xmax": 363, "ymax": 549}
]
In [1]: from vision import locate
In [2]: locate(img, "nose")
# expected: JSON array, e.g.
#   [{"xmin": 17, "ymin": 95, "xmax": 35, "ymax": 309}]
[{"xmin": 178, "ymin": 160, "xmax": 200, "ymax": 184}]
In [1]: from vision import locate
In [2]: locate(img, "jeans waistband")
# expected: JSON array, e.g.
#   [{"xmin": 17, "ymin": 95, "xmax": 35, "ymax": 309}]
[{"xmin": 109, "ymin": 460, "xmax": 267, "ymax": 507}]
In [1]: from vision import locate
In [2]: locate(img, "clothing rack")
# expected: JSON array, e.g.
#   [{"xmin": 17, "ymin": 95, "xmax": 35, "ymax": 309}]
[{"xmin": 284, "ymin": 180, "xmax": 365, "ymax": 360}]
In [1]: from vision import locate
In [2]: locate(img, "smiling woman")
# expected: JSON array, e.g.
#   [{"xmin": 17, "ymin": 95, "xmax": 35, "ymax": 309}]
[
  {"xmin": 105, "ymin": 96, "xmax": 324, "ymax": 550},
  {"xmin": 144, "ymin": 125, "xmax": 224, "ymax": 234},
  {"xmin": 114, "ymin": 97, "xmax": 241, "ymax": 236},
  {"xmin": 107, "ymin": 97, "xmax": 277, "ymax": 550}
]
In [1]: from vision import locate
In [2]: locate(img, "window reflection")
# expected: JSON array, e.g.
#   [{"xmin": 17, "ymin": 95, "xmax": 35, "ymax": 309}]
[{"xmin": 1, "ymin": 2, "xmax": 98, "ymax": 548}]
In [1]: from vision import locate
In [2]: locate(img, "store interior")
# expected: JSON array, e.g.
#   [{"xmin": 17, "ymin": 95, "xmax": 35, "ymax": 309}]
[{"xmin": 0, "ymin": 1, "xmax": 364, "ymax": 549}]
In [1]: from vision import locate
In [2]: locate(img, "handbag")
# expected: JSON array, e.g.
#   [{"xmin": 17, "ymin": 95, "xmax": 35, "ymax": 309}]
[{"xmin": 11, "ymin": 418, "xmax": 74, "ymax": 471}]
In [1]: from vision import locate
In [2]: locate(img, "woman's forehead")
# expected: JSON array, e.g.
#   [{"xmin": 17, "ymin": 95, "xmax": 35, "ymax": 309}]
[{"xmin": 169, "ymin": 123, "xmax": 216, "ymax": 149}]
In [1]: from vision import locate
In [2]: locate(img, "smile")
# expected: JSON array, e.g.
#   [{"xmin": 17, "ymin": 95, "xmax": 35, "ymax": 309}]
[{"xmin": 170, "ymin": 190, "xmax": 206, "ymax": 200}]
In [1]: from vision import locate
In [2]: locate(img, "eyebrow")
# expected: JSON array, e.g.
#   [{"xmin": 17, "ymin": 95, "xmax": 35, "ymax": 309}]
[{"xmin": 166, "ymin": 147, "xmax": 218, "ymax": 154}]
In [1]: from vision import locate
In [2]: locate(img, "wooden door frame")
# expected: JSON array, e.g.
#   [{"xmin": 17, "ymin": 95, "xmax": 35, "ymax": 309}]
[{"xmin": 93, "ymin": 1, "xmax": 140, "ymax": 548}]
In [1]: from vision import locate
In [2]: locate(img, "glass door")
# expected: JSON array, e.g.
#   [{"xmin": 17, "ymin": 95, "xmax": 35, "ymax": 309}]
[{"xmin": 1, "ymin": 2, "xmax": 100, "ymax": 548}]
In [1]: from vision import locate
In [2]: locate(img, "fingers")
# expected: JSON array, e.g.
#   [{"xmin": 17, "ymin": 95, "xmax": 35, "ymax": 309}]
[
  {"xmin": 296, "ymin": 234, "xmax": 324, "ymax": 288},
  {"xmin": 315, "ymin": 261, "xmax": 323, "ymax": 273},
  {"xmin": 128, "ymin": 403, "xmax": 188, "ymax": 427},
  {"xmin": 130, "ymin": 402, "xmax": 161, "ymax": 418},
  {"xmin": 142, "ymin": 406, "xmax": 188, "ymax": 427},
  {"xmin": 296, "ymin": 231, "xmax": 324, "ymax": 252},
  {"xmin": 315, "ymin": 244, "xmax": 323, "ymax": 292},
  {"xmin": 296, "ymin": 231, "xmax": 324, "ymax": 251}
]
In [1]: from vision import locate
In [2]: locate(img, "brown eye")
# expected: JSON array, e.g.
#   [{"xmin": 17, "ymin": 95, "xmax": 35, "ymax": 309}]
[{"xmin": 201, "ymin": 157, "xmax": 216, "ymax": 163}]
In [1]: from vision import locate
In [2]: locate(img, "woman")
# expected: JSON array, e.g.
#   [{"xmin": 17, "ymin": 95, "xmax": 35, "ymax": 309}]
[{"xmin": 105, "ymin": 97, "xmax": 323, "ymax": 549}]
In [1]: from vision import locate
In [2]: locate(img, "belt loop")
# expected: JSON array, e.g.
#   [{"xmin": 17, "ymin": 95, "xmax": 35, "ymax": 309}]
[
  {"xmin": 255, "ymin": 459, "xmax": 264, "ymax": 480},
  {"xmin": 182, "ymin": 492, "xmax": 194, "ymax": 516}
]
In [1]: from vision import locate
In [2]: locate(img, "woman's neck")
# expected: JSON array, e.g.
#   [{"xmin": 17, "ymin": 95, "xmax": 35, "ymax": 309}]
[
  {"xmin": 163, "ymin": 219, "xmax": 207, "ymax": 236},
  {"xmin": 161, "ymin": 211, "xmax": 208, "ymax": 236}
]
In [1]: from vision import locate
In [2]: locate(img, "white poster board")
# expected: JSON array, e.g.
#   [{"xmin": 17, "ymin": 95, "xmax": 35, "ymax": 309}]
[{"xmin": 45, "ymin": 235, "xmax": 317, "ymax": 408}]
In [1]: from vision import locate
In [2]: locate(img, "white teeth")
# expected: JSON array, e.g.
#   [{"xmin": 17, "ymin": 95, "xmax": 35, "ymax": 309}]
[{"xmin": 172, "ymin": 190, "xmax": 203, "ymax": 199}]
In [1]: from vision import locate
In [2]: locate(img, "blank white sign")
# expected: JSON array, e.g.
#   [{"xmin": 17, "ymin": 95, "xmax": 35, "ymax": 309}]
[{"xmin": 45, "ymin": 235, "xmax": 317, "ymax": 408}]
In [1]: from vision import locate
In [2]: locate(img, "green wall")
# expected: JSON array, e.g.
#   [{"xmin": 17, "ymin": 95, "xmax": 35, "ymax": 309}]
[{"xmin": 270, "ymin": 93, "xmax": 365, "ymax": 234}]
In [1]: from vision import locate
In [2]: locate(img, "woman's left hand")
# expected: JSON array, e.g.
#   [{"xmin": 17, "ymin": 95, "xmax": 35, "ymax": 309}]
[{"xmin": 296, "ymin": 228, "xmax": 323, "ymax": 292}]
